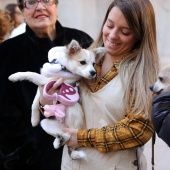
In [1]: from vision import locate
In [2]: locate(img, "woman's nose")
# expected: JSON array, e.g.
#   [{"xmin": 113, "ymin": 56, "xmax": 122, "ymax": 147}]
[{"xmin": 109, "ymin": 29, "xmax": 119, "ymax": 39}]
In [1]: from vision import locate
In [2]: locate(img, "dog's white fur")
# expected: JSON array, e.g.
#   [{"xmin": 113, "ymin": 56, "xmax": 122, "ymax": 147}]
[
  {"xmin": 8, "ymin": 40, "xmax": 106, "ymax": 159},
  {"xmin": 150, "ymin": 64, "xmax": 170, "ymax": 95}
]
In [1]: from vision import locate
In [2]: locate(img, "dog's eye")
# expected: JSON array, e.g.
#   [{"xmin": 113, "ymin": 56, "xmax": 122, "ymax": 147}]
[
  {"xmin": 93, "ymin": 63, "xmax": 95, "ymax": 66},
  {"xmin": 159, "ymin": 77, "xmax": 163, "ymax": 82},
  {"xmin": 80, "ymin": 61, "xmax": 86, "ymax": 65}
]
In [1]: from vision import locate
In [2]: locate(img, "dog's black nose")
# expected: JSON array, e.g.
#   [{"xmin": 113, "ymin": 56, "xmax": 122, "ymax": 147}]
[
  {"xmin": 90, "ymin": 71, "xmax": 96, "ymax": 77},
  {"xmin": 149, "ymin": 85, "xmax": 154, "ymax": 91}
]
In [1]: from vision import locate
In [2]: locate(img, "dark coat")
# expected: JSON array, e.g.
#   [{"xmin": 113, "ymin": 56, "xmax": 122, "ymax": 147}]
[
  {"xmin": 151, "ymin": 93, "xmax": 170, "ymax": 147},
  {"xmin": 0, "ymin": 21, "xmax": 92, "ymax": 170}
]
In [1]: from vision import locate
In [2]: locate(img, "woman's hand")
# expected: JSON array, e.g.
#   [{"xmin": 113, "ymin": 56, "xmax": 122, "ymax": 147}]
[
  {"xmin": 62, "ymin": 126, "xmax": 79, "ymax": 149},
  {"xmin": 39, "ymin": 78, "xmax": 63, "ymax": 106}
]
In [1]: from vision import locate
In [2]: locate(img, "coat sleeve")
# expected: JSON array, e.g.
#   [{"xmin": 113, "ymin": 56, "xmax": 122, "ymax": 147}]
[
  {"xmin": 151, "ymin": 94, "xmax": 170, "ymax": 146},
  {"xmin": 78, "ymin": 112, "xmax": 154, "ymax": 153}
]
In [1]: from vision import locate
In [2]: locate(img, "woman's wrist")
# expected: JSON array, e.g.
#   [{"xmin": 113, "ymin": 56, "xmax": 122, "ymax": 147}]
[{"xmin": 39, "ymin": 97, "xmax": 52, "ymax": 106}]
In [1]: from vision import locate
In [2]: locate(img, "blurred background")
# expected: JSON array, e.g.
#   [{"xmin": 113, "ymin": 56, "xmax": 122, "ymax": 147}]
[
  {"xmin": 1, "ymin": 0, "xmax": 170, "ymax": 169},
  {"xmin": 1, "ymin": 0, "xmax": 170, "ymax": 67}
]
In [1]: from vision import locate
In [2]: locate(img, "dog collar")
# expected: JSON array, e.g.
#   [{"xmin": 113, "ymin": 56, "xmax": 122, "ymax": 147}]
[{"xmin": 43, "ymin": 80, "xmax": 79, "ymax": 106}]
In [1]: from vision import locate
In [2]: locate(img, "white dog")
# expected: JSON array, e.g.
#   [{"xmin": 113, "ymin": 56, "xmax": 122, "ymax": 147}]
[
  {"xmin": 150, "ymin": 64, "xmax": 170, "ymax": 95},
  {"xmin": 8, "ymin": 39, "xmax": 106, "ymax": 159}
]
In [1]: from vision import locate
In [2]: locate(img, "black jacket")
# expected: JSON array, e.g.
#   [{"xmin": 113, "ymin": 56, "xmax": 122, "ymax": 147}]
[
  {"xmin": 0, "ymin": 21, "xmax": 92, "ymax": 170},
  {"xmin": 151, "ymin": 93, "xmax": 170, "ymax": 147}
]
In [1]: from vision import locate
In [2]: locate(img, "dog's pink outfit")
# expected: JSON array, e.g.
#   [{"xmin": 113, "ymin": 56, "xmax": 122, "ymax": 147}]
[
  {"xmin": 44, "ymin": 104, "xmax": 66, "ymax": 122},
  {"xmin": 42, "ymin": 63, "xmax": 79, "ymax": 122}
]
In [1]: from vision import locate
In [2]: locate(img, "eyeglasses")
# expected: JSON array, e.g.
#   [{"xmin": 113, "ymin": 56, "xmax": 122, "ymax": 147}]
[{"xmin": 23, "ymin": 0, "xmax": 58, "ymax": 9}]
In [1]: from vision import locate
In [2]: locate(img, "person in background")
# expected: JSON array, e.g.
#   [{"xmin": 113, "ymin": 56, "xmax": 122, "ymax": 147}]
[
  {"xmin": 40, "ymin": 0, "xmax": 160, "ymax": 169},
  {"xmin": 0, "ymin": 0, "xmax": 92, "ymax": 169},
  {"xmin": 0, "ymin": 9, "xmax": 13, "ymax": 43},
  {"xmin": 151, "ymin": 93, "xmax": 170, "ymax": 146},
  {"xmin": 5, "ymin": 3, "xmax": 26, "ymax": 38}
]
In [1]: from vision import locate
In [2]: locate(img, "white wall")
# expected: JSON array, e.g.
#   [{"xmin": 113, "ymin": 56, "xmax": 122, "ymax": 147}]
[
  {"xmin": 58, "ymin": 0, "xmax": 113, "ymax": 39},
  {"xmin": 150, "ymin": 0, "xmax": 170, "ymax": 66},
  {"xmin": 0, "ymin": 0, "xmax": 15, "ymax": 8}
]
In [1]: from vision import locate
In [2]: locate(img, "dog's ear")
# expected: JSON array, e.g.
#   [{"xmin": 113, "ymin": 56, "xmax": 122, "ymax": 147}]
[
  {"xmin": 92, "ymin": 47, "xmax": 107, "ymax": 62},
  {"xmin": 67, "ymin": 40, "xmax": 82, "ymax": 54}
]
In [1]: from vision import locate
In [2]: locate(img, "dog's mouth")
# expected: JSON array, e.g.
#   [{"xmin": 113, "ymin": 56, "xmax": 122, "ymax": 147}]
[
  {"xmin": 150, "ymin": 85, "xmax": 164, "ymax": 95},
  {"xmin": 153, "ymin": 89, "xmax": 163, "ymax": 95},
  {"xmin": 62, "ymin": 66, "xmax": 71, "ymax": 73}
]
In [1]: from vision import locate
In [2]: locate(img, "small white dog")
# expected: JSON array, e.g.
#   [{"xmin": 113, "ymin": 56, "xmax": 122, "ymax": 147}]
[
  {"xmin": 8, "ymin": 39, "xmax": 106, "ymax": 159},
  {"xmin": 150, "ymin": 64, "xmax": 170, "ymax": 95}
]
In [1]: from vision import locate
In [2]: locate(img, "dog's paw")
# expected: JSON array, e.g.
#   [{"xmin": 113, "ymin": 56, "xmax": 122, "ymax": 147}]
[
  {"xmin": 53, "ymin": 132, "xmax": 71, "ymax": 149},
  {"xmin": 8, "ymin": 73, "xmax": 20, "ymax": 82},
  {"xmin": 53, "ymin": 138, "xmax": 60, "ymax": 149},
  {"xmin": 70, "ymin": 150, "xmax": 86, "ymax": 160},
  {"xmin": 31, "ymin": 116, "xmax": 40, "ymax": 127}
]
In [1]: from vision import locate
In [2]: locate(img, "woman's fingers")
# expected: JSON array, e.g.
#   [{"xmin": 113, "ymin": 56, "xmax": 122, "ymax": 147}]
[
  {"xmin": 39, "ymin": 78, "xmax": 63, "ymax": 105},
  {"xmin": 53, "ymin": 78, "xmax": 63, "ymax": 89},
  {"xmin": 62, "ymin": 127, "xmax": 79, "ymax": 148},
  {"xmin": 47, "ymin": 78, "xmax": 63, "ymax": 95}
]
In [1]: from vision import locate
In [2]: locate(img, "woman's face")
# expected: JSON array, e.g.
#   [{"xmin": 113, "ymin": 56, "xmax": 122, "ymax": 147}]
[
  {"xmin": 22, "ymin": 0, "xmax": 57, "ymax": 32},
  {"xmin": 102, "ymin": 6, "xmax": 137, "ymax": 58}
]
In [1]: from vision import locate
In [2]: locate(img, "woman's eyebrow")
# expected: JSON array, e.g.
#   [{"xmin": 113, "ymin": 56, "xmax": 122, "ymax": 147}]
[{"xmin": 107, "ymin": 18, "xmax": 130, "ymax": 30}]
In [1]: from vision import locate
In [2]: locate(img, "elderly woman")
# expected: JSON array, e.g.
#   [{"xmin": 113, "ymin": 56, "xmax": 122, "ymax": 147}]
[{"xmin": 0, "ymin": 0, "xmax": 92, "ymax": 170}]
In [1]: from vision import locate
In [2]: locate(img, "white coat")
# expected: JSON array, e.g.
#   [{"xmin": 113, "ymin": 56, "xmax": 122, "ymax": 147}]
[{"xmin": 61, "ymin": 76, "xmax": 146, "ymax": 170}]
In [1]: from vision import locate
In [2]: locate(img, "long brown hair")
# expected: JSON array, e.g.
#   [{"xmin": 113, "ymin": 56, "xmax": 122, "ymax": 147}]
[{"xmin": 90, "ymin": 0, "xmax": 160, "ymax": 117}]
